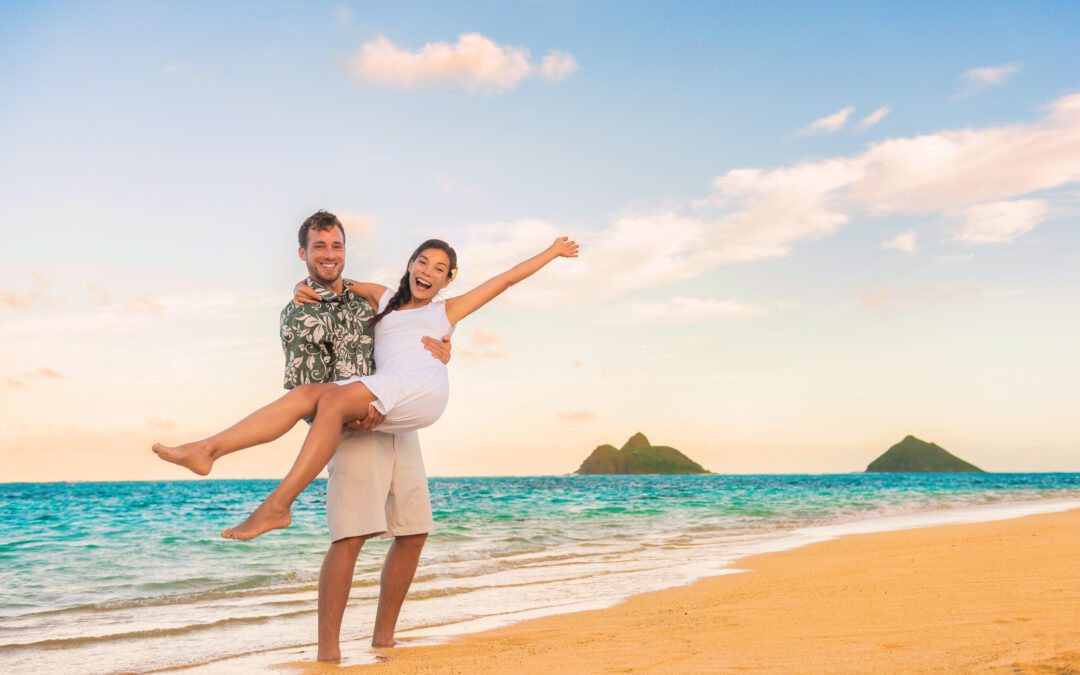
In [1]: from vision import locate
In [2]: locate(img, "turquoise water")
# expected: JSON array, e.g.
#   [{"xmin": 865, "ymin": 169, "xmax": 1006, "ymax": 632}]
[{"xmin": 1, "ymin": 474, "xmax": 1078, "ymax": 672}]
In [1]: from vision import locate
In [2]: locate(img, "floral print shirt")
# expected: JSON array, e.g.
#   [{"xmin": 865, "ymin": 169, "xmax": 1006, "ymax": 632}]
[{"xmin": 279, "ymin": 278, "xmax": 375, "ymax": 389}]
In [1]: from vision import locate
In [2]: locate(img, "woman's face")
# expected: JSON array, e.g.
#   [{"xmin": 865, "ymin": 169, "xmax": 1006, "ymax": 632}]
[{"xmin": 408, "ymin": 248, "xmax": 453, "ymax": 301}]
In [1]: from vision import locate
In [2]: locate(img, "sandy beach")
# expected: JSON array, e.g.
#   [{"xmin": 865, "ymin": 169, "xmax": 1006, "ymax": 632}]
[{"xmin": 322, "ymin": 506, "xmax": 1080, "ymax": 673}]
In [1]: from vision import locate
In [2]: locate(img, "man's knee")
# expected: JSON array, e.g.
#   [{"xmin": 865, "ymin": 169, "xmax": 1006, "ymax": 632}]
[{"xmin": 393, "ymin": 533, "xmax": 428, "ymax": 552}]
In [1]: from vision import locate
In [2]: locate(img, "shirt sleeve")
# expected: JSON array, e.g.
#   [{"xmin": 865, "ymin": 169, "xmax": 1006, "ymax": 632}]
[{"xmin": 280, "ymin": 303, "xmax": 334, "ymax": 388}]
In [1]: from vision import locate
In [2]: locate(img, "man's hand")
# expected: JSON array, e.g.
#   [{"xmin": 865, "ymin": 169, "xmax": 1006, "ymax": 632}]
[
  {"xmin": 422, "ymin": 334, "xmax": 452, "ymax": 365},
  {"xmin": 293, "ymin": 280, "xmax": 321, "ymax": 306},
  {"xmin": 345, "ymin": 404, "xmax": 385, "ymax": 431}
]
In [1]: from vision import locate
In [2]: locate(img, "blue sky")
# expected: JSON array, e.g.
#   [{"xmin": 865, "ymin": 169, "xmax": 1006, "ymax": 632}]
[{"xmin": 2, "ymin": 1, "xmax": 1079, "ymax": 480}]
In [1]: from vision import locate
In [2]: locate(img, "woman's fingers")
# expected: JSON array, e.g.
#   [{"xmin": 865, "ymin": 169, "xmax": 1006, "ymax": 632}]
[{"xmin": 293, "ymin": 286, "xmax": 321, "ymax": 305}]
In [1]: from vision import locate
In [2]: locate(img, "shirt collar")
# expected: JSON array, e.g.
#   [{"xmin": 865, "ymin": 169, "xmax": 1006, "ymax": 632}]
[{"xmin": 306, "ymin": 277, "xmax": 352, "ymax": 303}]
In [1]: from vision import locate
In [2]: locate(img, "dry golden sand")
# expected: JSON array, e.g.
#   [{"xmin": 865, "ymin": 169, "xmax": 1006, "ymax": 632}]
[{"xmin": 304, "ymin": 507, "xmax": 1080, "ymax": 673}]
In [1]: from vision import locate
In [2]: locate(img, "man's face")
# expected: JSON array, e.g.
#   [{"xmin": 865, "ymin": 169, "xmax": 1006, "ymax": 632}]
[{"xmin": 299, "ymin": 227, "xmax": 346, "ymax": 286}]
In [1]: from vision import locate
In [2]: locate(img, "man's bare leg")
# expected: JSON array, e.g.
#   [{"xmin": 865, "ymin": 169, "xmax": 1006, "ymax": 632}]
[
  {"xmin": 221, "ymin": 382, "xmax": 377, "ymax": 540},
  {"xmin": 317, "ymin": 534, "xmax": 374, "ymax": 663},
  {"xmin": 372, "ymin": 533, "xmax": 428, "ymax": 647},
  {"xmin": 152, "ymin": 383, "xmax": 338, "ymax": 475}
]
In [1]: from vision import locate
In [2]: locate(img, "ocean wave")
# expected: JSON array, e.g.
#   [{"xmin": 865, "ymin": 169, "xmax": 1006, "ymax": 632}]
[
  {"xmin": 2, "ymin": 475, "xmax": 1078, "ymax": 672},
  {"xmin": 0, "ymin": 609, "xmax": 317, "ymax": 652}
]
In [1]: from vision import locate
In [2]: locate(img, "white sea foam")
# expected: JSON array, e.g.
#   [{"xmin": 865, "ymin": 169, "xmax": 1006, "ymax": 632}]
[
  {"xmin": 177, "ymin": 497, "xmax": 1080, "ymax": 673},
  {"xmin": 5, "ymin": 477, "xmax": 1079, "ymax": 674}
]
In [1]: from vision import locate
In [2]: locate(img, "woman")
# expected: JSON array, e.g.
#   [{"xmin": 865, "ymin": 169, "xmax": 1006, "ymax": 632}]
[{"xmin": 154, "ymin": 236, "xmax": 578, "ymax": 540}]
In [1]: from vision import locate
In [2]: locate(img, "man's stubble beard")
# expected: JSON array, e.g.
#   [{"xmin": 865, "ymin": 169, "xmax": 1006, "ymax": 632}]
[{"xmin": 307, "ymin": 262, "xmax": 344, "ymax": 289}]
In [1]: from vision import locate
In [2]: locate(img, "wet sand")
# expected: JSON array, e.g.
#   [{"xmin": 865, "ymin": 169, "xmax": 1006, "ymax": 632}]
[{"xmin": 315, "ymin": 506, "xmax": 1080, "ymax": 673}]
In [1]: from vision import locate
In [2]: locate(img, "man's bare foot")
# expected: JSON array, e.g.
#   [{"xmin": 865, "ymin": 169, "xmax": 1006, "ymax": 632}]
[
  {"xmin": 220, "ymin": 501, "xmax": 292, "ymax": 540},
  {"xmin": 372, "ymin": 635, "xmax": 413, "ymax": 648},
  {"xmin": 152, "ymin": 442, "xmax": 215, "ymax": 476},
  {"xmin": 316, "ymin": 651, "xmax": 341, "ymax": 663}
]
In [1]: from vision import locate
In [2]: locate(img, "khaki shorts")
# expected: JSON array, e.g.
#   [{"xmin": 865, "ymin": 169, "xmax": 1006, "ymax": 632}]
[{"xmin": 325, "ymin": 429, "xmax": 434, "ymax": 542}]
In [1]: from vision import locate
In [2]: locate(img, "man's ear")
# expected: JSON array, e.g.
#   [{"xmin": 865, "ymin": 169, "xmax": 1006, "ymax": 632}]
[{"xmin": 298, "ymin": 246, "xmax": 308, "ymax": 261}]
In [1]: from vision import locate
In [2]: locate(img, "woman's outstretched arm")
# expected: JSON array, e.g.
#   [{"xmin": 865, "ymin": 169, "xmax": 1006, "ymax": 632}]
[{"xmin": 445, "ymin": 237, "xmax": 578, "ymax": 325}]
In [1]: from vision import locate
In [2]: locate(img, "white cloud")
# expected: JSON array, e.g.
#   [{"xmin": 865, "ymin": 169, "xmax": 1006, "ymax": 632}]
[
  {"xmin": 939, "ymin": 253, "xmax": 975, "ymax": 263},
  {"xmin": 950, "ymin": 199, "xmax": 1049, "ymax": 244},
  {"xmin": 858, "ymin": 284, "xmax": 1022, "ymax": 309},
  {"xmin": 126, "ymin": 295, "xmax": 165, "ymax": 314},
  {"xmin": 955, "ymin": 63, "xmax": 1020, "ymax": 99},
  {"xmin": 3, "ymin": 367, "xmax": 63, "ymax": 390},
  {"xmin": 557, "ymin": 410, "xmax": 597, "ymax": 422},
  {"xmin": 800, "ymin": 106, "xmax": 855, "ymax": 135},
  {"xmin": 446, "ymin": 220, "xmax": 579, "ymax": 303},
  {"xmin": 540, "ymin": 51, "xmax": 578, "ymax": 82},
  {"xmin": 333, "ymin": 4, "xmax": 352, "ymax": 29},
  {"xmin": 444, "ymin": 92, "xmax": 1079, "ymax": 305},
  {"xmin": 882, "ymin": 229, "xmax": 917, "ymax": 252},
  {"xmin": 2, "ymin": 272, "xmax": 51, "ymax": 309},
  {"xmin": 470, "ymin": 329, "xmax": 500, "ymax": 346},
  {"xmin": 2, "ymin": 290, "xmax": 283, "ymax": 339},
  {"xmin": 145, "ymin": 416, "xmax": 177, "ymax": 430},
  {"xmin": 348, "ymin": 33, "xmax": 576, "ymax": 93},
  {"xmin": 706, "ymin": 158, "xmax": 862, "ymax": 262},
  {"xmin": 162, "ymin": 62, "xmax": 210, "ymax": 86},
  {"xmin": 858, "ymin": 105, "xmax": 891, "ymax": 131},
  {"xmin": 710, "ymin": 92, "xmax": 1080, "ymax": 254},
  {"xmin": 453, "ymin": 348, "xmax": 503, "ymax": 365},
  {"xmin": 25, "ymin": 367, "xmax": 63, "ymax": 378},
  {"xmin": 339, "ymin": 213, "xmax": 379, "ymax": 242},
  {"xmin": 434, "ymin": 174, "xmax": 474, "ymax": 195},
  {"xmin": 622, "ymin": 297, "xmax": 765, "ymax": 322}
]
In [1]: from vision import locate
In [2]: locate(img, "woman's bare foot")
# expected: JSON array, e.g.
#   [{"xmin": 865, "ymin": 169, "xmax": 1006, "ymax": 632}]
[
  {"xmin": 152, "ymin": 442, "xmax": 215, "ymax": 476},
  {"xmin": 220, "ymin": 501, "xmax": 292, "ymax": 540}
]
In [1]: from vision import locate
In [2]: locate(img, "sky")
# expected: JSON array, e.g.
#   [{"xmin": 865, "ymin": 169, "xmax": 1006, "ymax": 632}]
[{"xmin": 2, "ymin": 1, "xmax": 1079, "ymax": 482}]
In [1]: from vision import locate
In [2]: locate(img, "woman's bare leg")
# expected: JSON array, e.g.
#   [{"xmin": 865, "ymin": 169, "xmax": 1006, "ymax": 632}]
[
  {"xmin": 152, "ymin": 383, "xmax": 338, "ymax": 476},
  {"xmin": 221, "ymin": 382, "xmax": 377, "ymax": 540}
]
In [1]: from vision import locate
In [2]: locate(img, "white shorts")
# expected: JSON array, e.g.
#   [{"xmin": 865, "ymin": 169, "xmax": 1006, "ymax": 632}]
[{"xmin": 325, "ymin": 428, "xmax": 434, "ymax": 542}]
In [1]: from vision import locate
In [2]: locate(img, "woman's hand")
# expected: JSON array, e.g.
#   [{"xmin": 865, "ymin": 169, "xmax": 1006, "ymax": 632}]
[
  {"xmin": 549, "ymin": 236, "xmax": 579, "ymax": 258},
  {"xmin": 293, "ymin": 281, "xmax": 321, "ymax": 306}
]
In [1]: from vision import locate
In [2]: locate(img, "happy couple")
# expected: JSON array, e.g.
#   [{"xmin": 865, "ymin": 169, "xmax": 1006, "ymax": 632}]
[{"xmin": 152, "ymin": 210, "xmax": 578, "ymax": 659}]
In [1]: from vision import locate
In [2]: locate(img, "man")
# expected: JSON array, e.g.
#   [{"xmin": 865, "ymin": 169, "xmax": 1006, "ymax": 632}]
[{"xmin": 281, "ymin": 210, "xmax": 449, "ymax": 660}]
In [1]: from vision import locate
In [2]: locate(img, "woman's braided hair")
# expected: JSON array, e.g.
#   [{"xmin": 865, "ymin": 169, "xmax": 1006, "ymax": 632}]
[{"xmin": 370, "ymin": 239, "xmax": 458, "ymax": 329}]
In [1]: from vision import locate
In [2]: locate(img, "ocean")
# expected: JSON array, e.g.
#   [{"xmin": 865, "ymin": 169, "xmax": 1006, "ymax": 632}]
[{"xmin": 1, "ymin": 474, "xmax": 1079, "ymax": 673}]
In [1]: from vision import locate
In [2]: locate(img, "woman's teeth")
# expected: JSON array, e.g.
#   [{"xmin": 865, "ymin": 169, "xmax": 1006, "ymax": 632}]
[{"xmin": 415, "ymin": 279, "xmax": 432, "ymax": 289}]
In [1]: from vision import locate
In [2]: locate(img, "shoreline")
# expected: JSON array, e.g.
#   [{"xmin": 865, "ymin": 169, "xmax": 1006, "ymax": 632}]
[{"xmin": 311, "ymin": 503, "xmax": 1080, "ymax": 673}]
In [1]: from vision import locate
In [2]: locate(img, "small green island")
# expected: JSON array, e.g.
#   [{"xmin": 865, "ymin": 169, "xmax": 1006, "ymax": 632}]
[
  {"xmin": 866, "ymin": 435, "xmax": 985, "ymax": 473},
  {"xmin": 575, "ymin": 433, "xmax": 709, "ymax": 475}
]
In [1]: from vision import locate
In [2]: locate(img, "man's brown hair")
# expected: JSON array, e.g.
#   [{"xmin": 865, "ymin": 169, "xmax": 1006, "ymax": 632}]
[{"xmin": 298, "ymin": 210, "xmax": 346, "ymax": 248}]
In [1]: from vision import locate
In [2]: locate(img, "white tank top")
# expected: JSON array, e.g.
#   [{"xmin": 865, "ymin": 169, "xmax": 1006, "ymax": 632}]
[{"xmin": 372, "ymin": 290, "xmax": 454, "ymax": 374}]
